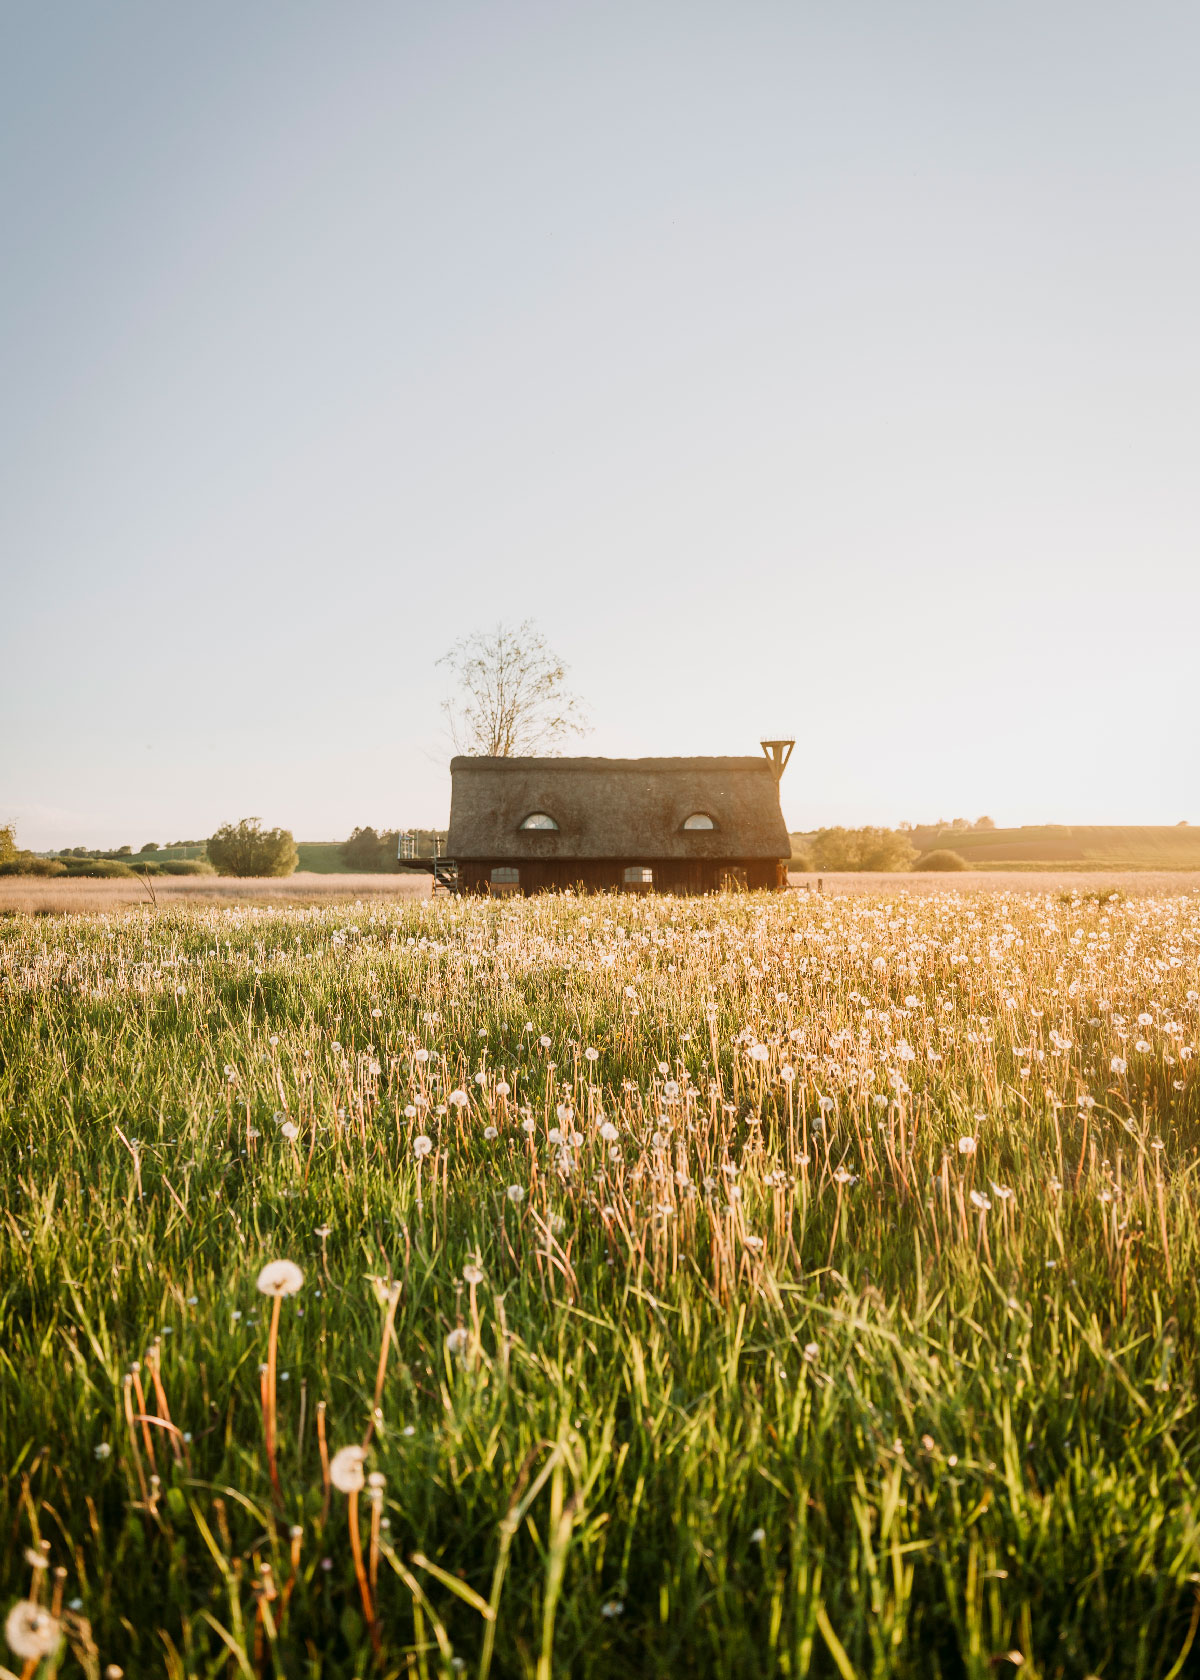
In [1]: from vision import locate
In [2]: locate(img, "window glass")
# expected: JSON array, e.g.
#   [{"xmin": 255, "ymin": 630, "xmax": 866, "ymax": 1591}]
[
  {"xmin": 683, "ymin": 813, "xmax": 715, "ymax": 830},
  {"xmin": 519, "ymin": 813, "xmax": 558, "ymax": 830},
  {"xmin": 491, "ymin": 867, "xmax": 519, "ymax": 883},
  {"xmin": 623, "ymin": 866, "xmax": 653, "ymax": 884}
]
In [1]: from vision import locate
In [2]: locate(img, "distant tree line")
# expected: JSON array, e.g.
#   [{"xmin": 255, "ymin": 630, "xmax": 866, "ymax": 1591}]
[{"xmin": 790, "ymin": 824, "xmax": 983, "ymax": 873}]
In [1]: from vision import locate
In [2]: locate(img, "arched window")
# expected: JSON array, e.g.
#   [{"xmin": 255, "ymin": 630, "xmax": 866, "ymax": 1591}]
[
  {"xmin": 519, "ymin": 812, "xmax": 559, "ymax": 830},
  {"xmin": 682, "ymin": 813, "xmax": 716, "ymax": 830}
]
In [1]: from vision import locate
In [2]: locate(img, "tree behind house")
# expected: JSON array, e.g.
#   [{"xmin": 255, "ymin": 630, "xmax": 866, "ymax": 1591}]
[{"xmin": 438, "ymin": 619, "xmax": 587, "ymax": 756}]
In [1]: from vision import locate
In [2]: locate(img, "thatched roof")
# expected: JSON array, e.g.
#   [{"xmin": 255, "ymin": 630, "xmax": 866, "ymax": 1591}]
[{"xmin": 447, "ymin": 756, "xmax": 790, "ymax": 860}]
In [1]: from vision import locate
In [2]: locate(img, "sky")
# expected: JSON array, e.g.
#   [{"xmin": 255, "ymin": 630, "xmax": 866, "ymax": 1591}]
[{"xmin": 2, "ymin": 0, "xmax": 1197, "ymax": 850}]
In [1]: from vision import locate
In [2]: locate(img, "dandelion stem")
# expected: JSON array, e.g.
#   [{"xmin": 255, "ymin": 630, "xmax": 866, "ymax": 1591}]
[{"xmin": 264, "ymin": 1291, "xmax": 284, "ymax": 1505}]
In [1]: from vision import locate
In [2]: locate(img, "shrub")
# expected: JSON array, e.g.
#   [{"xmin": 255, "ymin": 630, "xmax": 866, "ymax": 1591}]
[
  {"xmin": 160, "ymin": 860, "xmax": 216, "ymax": 876},
  {"xmin": 340, "ymin": 827, "xmax": 403, "ymax": 872},
  {"xmin": 140, "ymin": 842, "xmax": 160, "ymax": 852},
  {"xmin": 207, "ymin": 819, "xmax": 298, "ymax": 878},
  {"xmin": 914, "ymin": 849, "xmax": 969, "ymax": 871},
  {"xmin": 62, "ymin": 859, "xmax": 135, "ymax": 878},
  {"xmin": 810, "ymin": 827, "xmax": 918, "ymax": 872},
  {"xmin": 0, "ymin": 857, "xmax": 67, "ymax": 877}
]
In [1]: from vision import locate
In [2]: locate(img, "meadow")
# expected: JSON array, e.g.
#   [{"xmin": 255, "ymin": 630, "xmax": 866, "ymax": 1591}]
[
  {"xmin": 5, "ymin": 870, "xmax": 1200, "ymax": 917},
  {"xmin": 1, "ymin": 888, "xmax": 1198, "ymax": 1679}
]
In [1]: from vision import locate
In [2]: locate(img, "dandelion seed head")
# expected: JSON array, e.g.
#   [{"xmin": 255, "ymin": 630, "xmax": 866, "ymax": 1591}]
[
  {"xmin": 329, "ymin": 1444, "xmax": 367, "ymax": 1493},
  {"xmin": 5, "ymin": 1601, "xmax": 61, "ymax": 1661},
  {"xmin": 256, "ymin": 1260, "xmax": 304, "ymax": 1297}
]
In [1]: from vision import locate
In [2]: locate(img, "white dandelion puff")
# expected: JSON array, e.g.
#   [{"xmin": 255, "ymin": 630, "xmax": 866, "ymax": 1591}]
[
  {"xmin": 256, "ymin": 1260, "xmax": 304, "ymax": 1297},
  {"xmin": 330, "ymin": 1445, "xmax": 367, "ymax": 1493},
  {"xmin": 5, "ymin": 1601, "xmax": 61, "ymax": 1661}
]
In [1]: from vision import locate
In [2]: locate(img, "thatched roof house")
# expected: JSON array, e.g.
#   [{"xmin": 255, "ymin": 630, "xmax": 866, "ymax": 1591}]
[{"xmin": 447, "ymin": 754, "xmax": 791, "ymax": 894}]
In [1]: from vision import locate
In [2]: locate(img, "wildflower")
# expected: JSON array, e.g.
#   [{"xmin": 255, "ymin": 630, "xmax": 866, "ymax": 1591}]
[
  {"xmin": 483, "ymin": 1124, "xmax": 498, "ymax": 1140},
  {"xmin": 749, "ymin": 1044, "xmax": 769, "ymax": 1063},
  {"xmin": 495, "ymin": 1081, "xmax": 510, "ymax": 1096},
  {"xmin": 506, "ymin": 1184, "xmax": 526, "ymax": 1203},
  {"xmin": 969, "ymin": 1190, "xmax": 991, "ymax": 1212},
  {"xmin": 404, "ymin": 1104, "xmax": 417, "ymax": 1118},
  {"xmin": 750, "ymin": 1527, "xmax": 766, "ymax": 1544},
  {"xmin": 463, "ymin": 1263, "xmax": 484, "ymax": 1285},
  {"xmin": 5, "ymin": 1601, "xmax": 60, "ymax": 1660},
  {"xmin": 445, "ymin": 1327, "xmax": 469, "ymax": 1358},
  {"xmin": 833, "ymin": 1168, "xmax": 855, "ymax": 1185},
  {"xmin": 449, "ymin": 1090, "xmax": 469, "ymax": 1107},
  {"xmin": 599, "ymin": 1121, "xmax": 618, "ymax": 1142},
  {"xmin": 1138, "ymin": 1012, "xmax": 1154, "ymax": 1027},
  {"xmin": 539, "ymin": 1035, "xmax": 552, "ymax": 1048},
  {"xmin": 521, "ymin": 1116, "xmax": 536, "ymax": 1134},
  {"xmin": 413, "ymin": 1135, "xmax": 433, "ymax": 1158},
  {"xmin": 957, "ymin": 1137, "xmax": 977, "ymax": 1156},
  {"xmin": 94, "ymin": 1441, "xmax": 112, "ymax": 1459},
  {"xmin": 256, "ymin": 1260, "xmax": 304, "ymax": 1297},
  {"xmin": 1135, "ymin": 1040, "xmax": 1152, "ymax": 1054},
  {"xmin": 329, "ymin": 1445, "xmax": 367, "ymax": 1493},
  {"xmin": 281, "ymin": 1120, "xmax": 299, "ymax": 1141},
  {"xmin": 663, "ymin": 1079, "xmax": 680, "ymax": 1099},
  {"xmin": 585, "ymin": 1047, "xmax": 599, "ymax": 1061},
  {"xmin": 372, "ymin": 1007, "xmax": 382, "ymax": 1018},
  {"xmin": 601, "ymin": 1600, "xmax": 624, "ymax": 1618},
  {"xmin": 1111, "ymin": 1056, "xmax": 1127, "ymax": 1075},
  {"xmin": 414, "ymin": 1049, "xmax": 429, "ymax": 1063}
]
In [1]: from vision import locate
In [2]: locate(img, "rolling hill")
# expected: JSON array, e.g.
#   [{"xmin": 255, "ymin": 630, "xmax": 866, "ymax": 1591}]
[{"xmin": 792, "ymin": 825, "xmax": 1200, "ymax": 871}]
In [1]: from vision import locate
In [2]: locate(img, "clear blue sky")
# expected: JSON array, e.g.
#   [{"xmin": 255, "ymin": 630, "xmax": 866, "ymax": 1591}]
[{"xmin": 2, "ymin": 1, "xmax": 1197, "ymax": 849}]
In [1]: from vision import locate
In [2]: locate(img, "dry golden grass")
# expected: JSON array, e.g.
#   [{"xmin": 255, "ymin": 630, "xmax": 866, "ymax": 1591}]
[
  {"xmin": 0, "ymin": 870, "xmax": 435, "ymax": 914},
  {"xmin": 788, "ymin": 869, "xmax": 1200, "ymax": 896},
  {"xmin": 4, "ymin": 869, "xmax": 1197, "ymax": 915}
]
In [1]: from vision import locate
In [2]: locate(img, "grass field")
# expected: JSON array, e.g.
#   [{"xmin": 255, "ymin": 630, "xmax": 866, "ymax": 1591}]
[
  {"xmin": 0, "ymin": 872, "xmax": 435, "ymax": 914},
  {"xmin": 5, "ymin": 871, "xmax": 1200, "ymax": 917},
  {"xmin": 787, "ymin": 828, "xmax": 1200, "ymax": 873},
  {"xmin": 2, "ymin": 889, "xmax": 1199, "ymax": 1677},
  {"xmin": 917, "ymin": 827, "xmax": 1200, "ymax": 871}
]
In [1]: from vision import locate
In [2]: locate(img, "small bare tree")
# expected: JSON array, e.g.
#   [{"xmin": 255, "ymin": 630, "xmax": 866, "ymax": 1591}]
[{"xmin": 438, "ymin": 620, "xmax": 587, "ymax": 756}]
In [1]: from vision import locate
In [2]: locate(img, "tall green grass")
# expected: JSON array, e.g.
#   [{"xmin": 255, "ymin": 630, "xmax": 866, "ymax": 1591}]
[{"xmin": 1, "ymin": 890, "xmax": 1198, "ymax": 1677}]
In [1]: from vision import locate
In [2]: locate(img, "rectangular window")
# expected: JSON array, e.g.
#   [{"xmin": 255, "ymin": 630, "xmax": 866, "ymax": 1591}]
[
  {"xmin": 623, "ymin": 866, "xmax": 653, "ymax": 885},
  {"xmin": 491, "ymin": 867, "xmax": 519, "ymax": 883}
]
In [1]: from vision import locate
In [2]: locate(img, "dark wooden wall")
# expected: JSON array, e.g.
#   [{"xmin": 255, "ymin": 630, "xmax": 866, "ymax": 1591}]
[{"xmin": 456, "ymin": 858, "xmax": 787, "ymax": 895}]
